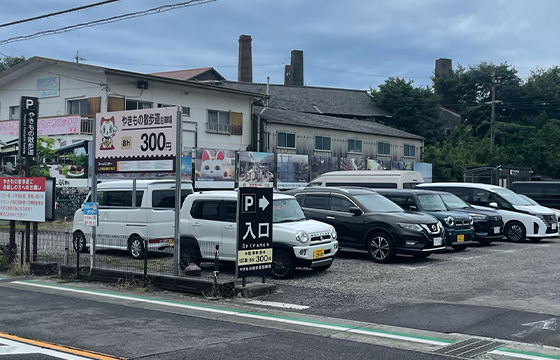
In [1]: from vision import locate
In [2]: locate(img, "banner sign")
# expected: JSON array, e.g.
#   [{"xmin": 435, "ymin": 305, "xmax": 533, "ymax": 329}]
[
  {"xmin": 276, "ymin": 154, "xmax": 308, "ymax": 189},
  {"xmin": 19, "ymin": 96, "xmax": 39, "ymax": 158},
  {"xmin": 94, "ymin": 107, "xmax": 177, "ymax": 173},
  {"xmin": 0, "ymin": 115, "xmax": 80, "ymax": 137},
  {"xmin": 194, "ymin": 148, "xmax": 236, "ymax": 189},
  {"xmin": 0, "ymin": 177, "xmax": 46, "ymax": 222},
  {"xmin": 236, "ymin": 187, "xmax": 273, "ymax": 278},
  {"xmin": 238, "ymin": 151, "xmax": 275, "ymax": 188}
]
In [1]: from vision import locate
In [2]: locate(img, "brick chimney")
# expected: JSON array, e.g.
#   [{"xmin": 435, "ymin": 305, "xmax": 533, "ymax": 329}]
[
  {"xmin": 435, "ymin": 58, "xmax": 452, "ymax": 79},
  {"xmin": 238, "ymin": 35, "xmax": 253, "ymax": 83},
  {"xmin": 284, "ymin": 50, "xmax": 303, "ymax": 86}
]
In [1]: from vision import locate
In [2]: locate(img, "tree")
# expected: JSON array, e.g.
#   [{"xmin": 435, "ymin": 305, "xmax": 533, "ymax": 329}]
[
  {"xmin": 30, "ymin": 138, "xmax": 56, "ymax": 177},
  {"xmin": 0, "ymin": 55, "xmax": 25, "ymax": 74},
  {"xmin": 370, "ymin": 77, "xmax": 441, "ymax": 143}
]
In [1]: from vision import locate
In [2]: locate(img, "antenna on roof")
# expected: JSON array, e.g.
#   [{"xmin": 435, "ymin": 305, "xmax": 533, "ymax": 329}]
[{"xmin": 75, "ymin": 51, "xmax": 86, "ymax": 63}]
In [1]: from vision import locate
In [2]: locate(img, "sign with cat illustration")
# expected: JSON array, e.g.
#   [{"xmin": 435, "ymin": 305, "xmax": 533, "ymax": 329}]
[
  {"xmin": 194, "ymin": 148, "xmax": 236, "ymax": 189},
  {"xmin": 95, "ymin": 107, "xmax": 177, "ymax": 174}
]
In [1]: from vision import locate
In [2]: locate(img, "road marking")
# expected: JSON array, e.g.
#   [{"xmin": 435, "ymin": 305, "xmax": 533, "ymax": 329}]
[
  {"xmin": 0, "ymin": 331, "xmax": 124, "ymax": 359},
  {"xmin": 513, "ymin": 318, "xmax": 557, "ymax": 338},
  {"xmin": 10, "ymin": 280, "xmax": 560, "ymax": 360},
  {"xmin": 244, "ymin": 300, "xmax": 309, "ymax": 309}
]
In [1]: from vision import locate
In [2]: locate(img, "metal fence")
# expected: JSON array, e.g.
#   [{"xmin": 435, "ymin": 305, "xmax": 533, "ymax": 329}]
[{"xmin": 0, "ymin": 229, "xmax": 238, "ymax": 296}]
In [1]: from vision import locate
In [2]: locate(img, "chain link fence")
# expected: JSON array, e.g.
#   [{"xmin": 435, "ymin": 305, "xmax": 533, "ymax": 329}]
[{"xmin": 0, "ymin": 229, "xmax": 237, "ymax": 297}]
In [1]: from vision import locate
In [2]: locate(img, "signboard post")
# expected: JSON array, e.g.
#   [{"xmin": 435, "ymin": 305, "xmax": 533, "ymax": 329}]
[{"xmin": 236, "ymin": 187, "xmax": 273, "ymax": 280}]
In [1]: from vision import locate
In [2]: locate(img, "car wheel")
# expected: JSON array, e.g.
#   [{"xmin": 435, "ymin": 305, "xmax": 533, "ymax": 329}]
[
  {"xmin": 179, "ymin": 242, "xmax": 202, "ymax": 269},
  {"xmin": 413, "ymin": 253, "xmax": 431, "ymax": 259},
  {"xmin": 128, "ymin": 236, "xmax": 144, "ymax": 259},
  {"xmin": 504, "ymin": 222, "xmax": 526, "ymax": 242},
  {"xmin": 452, "ymin": 244, "xmax": 468, "ymax": 251},
  {"xmin": 72, "ymin": 232, "xmax": 88, "ymax": 253},
  {"xmin": 272, "ymin": 249, "xmax": 296, "ymax": 279},
  {"xmin": 529, "ymin": 237, "xmax": 542, "ymax": 243},
  {"xmin": 367, "ymin": 232, "xmax": 395, "ymax": 263},
  {"xmin": 313, "ymin": 263, "xmax": 332, "ymax": 272}
]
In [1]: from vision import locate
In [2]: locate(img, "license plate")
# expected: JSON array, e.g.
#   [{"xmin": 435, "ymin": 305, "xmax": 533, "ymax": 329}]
[
  {"xmin": 169, "ymin": 238, "xmax": 174, "ymax": 245},
  {"xmin": 494, "ymin": 226, "xmax": 501, "ymax": 234},
  {"xmin": 433, "ymin": 237, "xmax": 442, "ymax": 246},
  {"xmin": 457, "ymin": 234, "xmax": 464, "ymax": 242},
  {"xmin": 553, "ymin": 224, "xmax": 557, "ymax": 230},
  {"xmin": 313, "ymin": 249, "xmax": 324, "ymax": 259}
]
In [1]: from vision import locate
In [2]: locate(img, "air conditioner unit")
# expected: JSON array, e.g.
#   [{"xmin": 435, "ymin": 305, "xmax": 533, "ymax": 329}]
[{"xmin": 136, "ymin": 80, "xmax": 148, "ymax": 89}]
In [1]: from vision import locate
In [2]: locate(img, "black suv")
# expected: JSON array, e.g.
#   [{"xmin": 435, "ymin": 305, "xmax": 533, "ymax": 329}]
[
  {"xmin": 375, "ymin": 189, "xmax": 475, "ymax": 251},
  {"xmin": 435, "ymin": 191, "xmax": 504, "ymax": 245},
  {"xmin": 287, "ymin": 187, "xmax": 446, "ymax": 263}
]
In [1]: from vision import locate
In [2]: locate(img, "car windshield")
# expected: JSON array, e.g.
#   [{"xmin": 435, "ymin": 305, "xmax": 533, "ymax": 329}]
[
  {"xmin": 273, "ymin": 198, "xmax": 306, "ymax": 223},
  {"xmin": 440, "ymin": 193, "xmax": 470, "ymax": 209},
  {"xmin": 354, "ymin": 194, "xmax": 403, "ymax": 212},
  {"xmin": 417, "ymin": 194, "xmax": 448, "ymax": 211},
  {"xmin": 492, "ymin": 187, "xmax": 533, "ymax": 206},
  {"xmin": 518, "ymin": 194, "xmax": 539, "ymax": 206}
]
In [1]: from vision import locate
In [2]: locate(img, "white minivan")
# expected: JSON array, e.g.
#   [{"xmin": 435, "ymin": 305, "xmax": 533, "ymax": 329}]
[
  {"xmin": 307, "ymin": 170, "xmax": 424, "ymax": 189},
  {"xmin": 73, "ymin": 179, "xmax": 193, "ymax": 258},
  {"xmin": 416, "ymin": 182, "xmax": 558, "ymax": 242}
]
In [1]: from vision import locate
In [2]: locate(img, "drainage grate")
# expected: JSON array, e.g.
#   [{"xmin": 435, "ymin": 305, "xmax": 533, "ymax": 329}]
[{"xmin": 434, "ymin": 338, "xmax": 504, "ymax": 359}]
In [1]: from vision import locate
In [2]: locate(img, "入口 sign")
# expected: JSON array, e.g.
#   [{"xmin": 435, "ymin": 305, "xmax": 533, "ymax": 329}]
[{"xmin": 236, "ymin": 187, "xmax": 273, "ymax": 278}]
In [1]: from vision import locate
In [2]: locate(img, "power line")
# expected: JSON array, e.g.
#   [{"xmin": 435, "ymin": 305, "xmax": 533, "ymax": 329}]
[
  {"xmin": 0, "ymin": 0, "xmax": 121, "ymax": 29},
  {"xmin": 0, "ymin": 0, "xmax": 218, "ymax": 46}
]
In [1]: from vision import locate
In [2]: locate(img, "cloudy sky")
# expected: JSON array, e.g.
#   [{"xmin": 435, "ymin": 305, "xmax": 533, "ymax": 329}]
[{"xmin": 0, "ymin": 0, "xmax": 558, "ymax": 91}]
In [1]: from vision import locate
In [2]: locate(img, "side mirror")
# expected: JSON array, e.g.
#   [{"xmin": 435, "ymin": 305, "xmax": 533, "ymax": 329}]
[
  {"xmin": 489, "ymin": 202, "xmax": 498, "ymax": 208},
  {"xmin": 409, "ymin": 205, "xmax": 417, "ymax": 211},
  {"xmin": 349, "ymin": 207, "xmax": 363, "ymax": 216}
]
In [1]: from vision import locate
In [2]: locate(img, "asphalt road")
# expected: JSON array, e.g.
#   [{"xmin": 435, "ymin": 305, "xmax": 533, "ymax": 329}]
[{"xmin": 1, "ymin": 236, "xmax": 560, "ymax": 359}]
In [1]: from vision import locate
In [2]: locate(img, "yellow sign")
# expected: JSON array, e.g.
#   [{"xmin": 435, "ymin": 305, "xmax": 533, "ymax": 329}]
[
  {"xmin": 457, "ymin": 234, "xmax": 464, "ymax": 242},
  {"xmin": 237, "ymin": 248, "xmax": 273, "ymax": 266}
]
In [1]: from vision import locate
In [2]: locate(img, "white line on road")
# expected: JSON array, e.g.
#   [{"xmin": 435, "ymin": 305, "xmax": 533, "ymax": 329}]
[{"xmin": 244, "ymin": 300, "xmax": 310, "ymax": 309}]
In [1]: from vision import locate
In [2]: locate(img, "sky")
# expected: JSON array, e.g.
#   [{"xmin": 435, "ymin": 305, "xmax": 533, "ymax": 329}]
[{"xmin": 0, "ymin": 0, "xmax": 559, "ymax": 91}]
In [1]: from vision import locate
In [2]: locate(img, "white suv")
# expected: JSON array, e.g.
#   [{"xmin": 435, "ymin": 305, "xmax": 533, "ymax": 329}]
[{"xmin": 179, "ymin": 190, "xmax": 339, "ymax": 279}]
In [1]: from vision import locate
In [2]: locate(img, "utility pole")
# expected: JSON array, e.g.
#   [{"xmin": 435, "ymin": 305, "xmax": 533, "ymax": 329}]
[
  {"xmin": 489, "ymin": 70, "xmax": 501, "ymax": 154},
  {"xmin": 75, "ymin": 51, "xmax": 85, "ymax": 63}
]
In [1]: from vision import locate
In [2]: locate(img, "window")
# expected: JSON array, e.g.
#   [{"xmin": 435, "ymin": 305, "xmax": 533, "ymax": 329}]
[
  {"xmin": 206, "ymin": 110, "xmax": 230, "ymax": 134},
  {"xmin": 125, "ymin": 100, "xmax": 152, "ymax": 110},
  {"xmin": 302, "ymin": 195, "xmax": 329, "ymax": 209},
  {"xmin": 68, "ymin": 99, "xmax": 89, "ymax": 115},
  {"xmin": 277, "ymin": 132, "xmax": 296, "ymax": 148},
  {"xmin": 100, "ymin": 191, "xmax": 143, "ymax": 207},
  {"xmin": 191, "ymin": 200, "xmax": 223, "ymax": 221},
  {"xmin": 330, "ymin": 196, "xmax": 354, "ymax": 212},
  {"xmin": 224, "ymin": 201, "xmax": 237, "ymax": 222},
  {"xmin": 315, "ymin": 136, "xmax": 331, "ymax": 151},
  {"xmin": 404, "ymin": 144, "xmax": 415, "ymax": 157},
  {"xmin": 377, "ymin": 142, "xmax": 390, "ymax": 155},
  {"xmin": 158, "ymin": 104, "xmax": 190, "ymax": 116},
  {"xmin": 152, "ymin": 189, "xmax": 193, "ymax": 208},
  {"xmin": 348, "ymin": 139, "xmax": 362, "ymax": 153},
  {"xmin": 9, "ymin": 106, "xmax": 20, "ymax": 120}
]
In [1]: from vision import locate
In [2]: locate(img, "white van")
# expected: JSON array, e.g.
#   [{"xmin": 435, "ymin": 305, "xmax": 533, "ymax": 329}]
[
  {"xmin": 72, "ymin": 179, "xmax": 193, "ymax": 258},
  {"xmin": 416, "ymin": 182, "xmax": 559, "ymax": 242},
  {"xmin": 307, "ymin": 170, "xmax": 424, "ymax": 189}
]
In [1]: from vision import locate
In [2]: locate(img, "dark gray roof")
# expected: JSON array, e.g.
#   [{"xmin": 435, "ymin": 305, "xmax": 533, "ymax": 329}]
[
  {"xmin": 212, "ymin": 81, "xmax": 391, "ymax": 118},
  {"xmin": 256, "ymin": 106, "xmax": 423, "ymax": 140}
]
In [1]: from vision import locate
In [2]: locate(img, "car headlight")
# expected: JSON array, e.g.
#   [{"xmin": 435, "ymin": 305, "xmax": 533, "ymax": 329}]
[
  {"xmin": 397, "ymin": 222, "xmax": 423, "ymax": 232},
  {"xmin": 534, "ymin": 214, "xmax": 546, "ymax": 222},
  {"xmin": 330, "ymin": 227, "xmax": 337, "ymax": 240},
  {"xmin": 444, "ymin": 216, "xmax": 455, "ymax": 226},
  {"xmin": 295, "ymin": 230, "xmax": 309, "ymax": 244},
  {"xmin": 469, "ymin": 213, "xmax": 487, "ymax": 221}
]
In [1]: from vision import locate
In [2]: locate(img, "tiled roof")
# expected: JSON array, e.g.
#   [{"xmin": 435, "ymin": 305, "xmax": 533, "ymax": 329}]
[
  {"xmin": 256, "ymin": 106, "xmax": 422, "ymax": 140},
  {"xmin": 212, "ymin": 81, "xmax": 391, "ymax": 118},
  {"xmin": 149, "ymin": 67, "xmax": 225, "ymax": 81}
]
